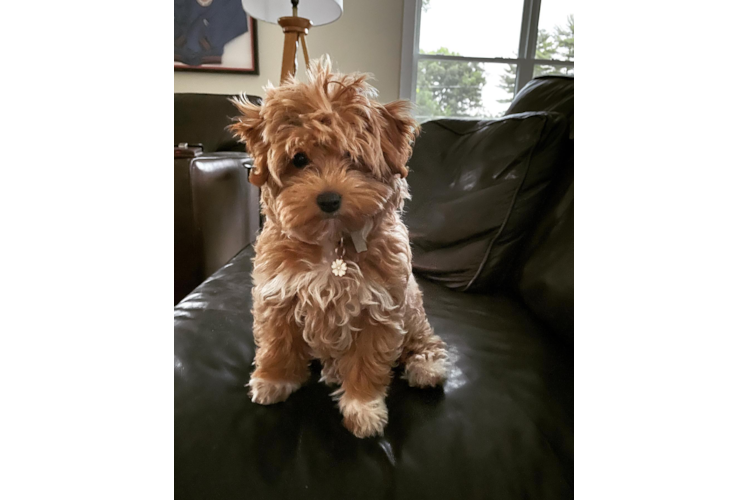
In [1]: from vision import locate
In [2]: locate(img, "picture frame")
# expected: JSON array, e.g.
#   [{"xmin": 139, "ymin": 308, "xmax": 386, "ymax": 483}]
[{"xmin": 174, "ymin": 0, "xmax": 260, "ymax": 75}]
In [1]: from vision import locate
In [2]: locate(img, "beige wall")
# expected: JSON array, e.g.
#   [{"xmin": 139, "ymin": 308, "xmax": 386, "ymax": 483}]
[{"xmin": 174, "ymin": 0, "xmax": 405, "ymax": 104}]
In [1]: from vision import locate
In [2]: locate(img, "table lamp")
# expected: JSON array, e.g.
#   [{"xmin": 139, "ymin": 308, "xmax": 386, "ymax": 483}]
[{"xmin": 241, "ymin": 0, "xmax": 343, "ymax": 83}]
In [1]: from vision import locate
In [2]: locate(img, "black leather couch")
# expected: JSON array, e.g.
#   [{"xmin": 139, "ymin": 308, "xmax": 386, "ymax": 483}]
[{"xmin": 175, "ymin": 77, "xmax": 574, "ymax": 499}]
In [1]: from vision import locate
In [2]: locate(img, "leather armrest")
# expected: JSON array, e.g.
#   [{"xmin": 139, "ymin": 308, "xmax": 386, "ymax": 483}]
[{"xmin": 174, "ymin": 152, "xmax": 260, "ymax": 304}]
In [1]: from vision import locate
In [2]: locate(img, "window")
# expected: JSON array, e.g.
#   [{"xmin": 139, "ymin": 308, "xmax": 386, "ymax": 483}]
[
  {"xmin": 400, "ymin": 0, "xmax": 748, "ymax": 121},
  {"xmin": 400, "ymin": 0, "xmax": 574, "ymax": 122}
]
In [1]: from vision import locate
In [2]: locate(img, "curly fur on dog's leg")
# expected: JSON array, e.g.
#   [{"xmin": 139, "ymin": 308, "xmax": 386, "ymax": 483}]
[
  {"xmin": 248, "ymin": 302, "xmax": 311, "ymax": 405},
  {"xmin": 335, "ymin": 317, "xmax": 402, "ymax": 438},
  {"xmin": 319, "ymin": 357, "xmax": 342, "ymax": 386},
  {"xmin": 400, "ymin": 275, "xmax": 448, "ymax": 388}
]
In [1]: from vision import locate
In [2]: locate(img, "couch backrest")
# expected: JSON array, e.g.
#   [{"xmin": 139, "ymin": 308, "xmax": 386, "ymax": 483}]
[
  {"xmin": 405, "ymin": 112, "xmax": 570, "ymax": 293},
  {"xmin": 404, "ymin": 75, "xmax": 573, "ymax": 338},
  {"xmin": 174, "ymin": 93, "xmax": 261, "ymax": 152},
  {"xmin": 513, "ymin": 157, "xmax": 573, "ymax": 342},
  {"xmin": 506, "ymin": 75, "xmax": 574, "ymax": 124},
  {"xmin": 506, "ymin": 76, "xmax": 573, "ymax": 341}
]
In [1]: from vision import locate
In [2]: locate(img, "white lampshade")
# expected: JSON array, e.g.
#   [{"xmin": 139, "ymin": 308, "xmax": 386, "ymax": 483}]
[{"xmin": 242, "ymin": 0, "xmax": 343, "ymax": 26}]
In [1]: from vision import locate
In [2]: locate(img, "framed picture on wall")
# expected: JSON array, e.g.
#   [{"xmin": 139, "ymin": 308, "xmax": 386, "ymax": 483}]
[{"xmin": 174, "ymin": 0, "xmax": 259, "ymax": 74}]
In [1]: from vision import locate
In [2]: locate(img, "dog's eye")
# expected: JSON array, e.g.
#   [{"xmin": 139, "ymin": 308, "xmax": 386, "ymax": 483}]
[{"xmin": 292, "ymin": 152, "xmax": 309, "ymax": 169}]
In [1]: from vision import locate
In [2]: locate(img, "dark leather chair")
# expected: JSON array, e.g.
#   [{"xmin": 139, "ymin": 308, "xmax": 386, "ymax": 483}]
[
  {"xmin": 174, "ymin": 77, "xmax": 574, "ymax": 499},
  {"xmin": 174, "ymin": 94, "xmax": 262, "ymax": 304}
]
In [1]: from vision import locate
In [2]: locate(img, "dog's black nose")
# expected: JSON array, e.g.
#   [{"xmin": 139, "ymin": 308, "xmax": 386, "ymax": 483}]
[{"xmin": 316, "ymin": 192, "xmax": 341, "ymax": 213}]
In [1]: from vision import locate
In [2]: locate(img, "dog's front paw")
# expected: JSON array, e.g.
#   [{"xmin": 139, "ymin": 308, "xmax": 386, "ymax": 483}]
[
  {"xmin": 339, "ymin": 396, "xmax": 388, "ymax": 438},
  {"xmin": 404, "ymin": 352, "xmax": 448, "ymax": 388},
  {"xmin": 246, "ymin": 377, "xmax": 300, "ymax": 405}
]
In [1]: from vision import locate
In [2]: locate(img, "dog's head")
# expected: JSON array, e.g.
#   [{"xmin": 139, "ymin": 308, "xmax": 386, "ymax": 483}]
[{"xmin": 230, "ymin": 57, "xmax": 418, "ymax": 244}]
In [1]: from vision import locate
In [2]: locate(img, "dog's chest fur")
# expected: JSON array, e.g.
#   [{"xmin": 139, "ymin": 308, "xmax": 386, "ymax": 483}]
[{"xmin": 254, "ymin": 243, "xmax": 405, "ymax": 356}]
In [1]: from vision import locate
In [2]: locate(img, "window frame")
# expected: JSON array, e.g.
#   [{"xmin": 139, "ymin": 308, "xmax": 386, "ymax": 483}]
[{"xmin": 399, "ymin": 0, "xmax": 573, "ymax": 108}]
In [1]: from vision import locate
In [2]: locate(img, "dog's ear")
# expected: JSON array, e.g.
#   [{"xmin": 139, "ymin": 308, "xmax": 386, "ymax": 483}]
[
  {"xmin": 379, "ymin": 100, "xmax": 419, "ymax": 179},
  {"xmin": 229, "ymin": 95, "xmax": 269, "ymax": 187}
]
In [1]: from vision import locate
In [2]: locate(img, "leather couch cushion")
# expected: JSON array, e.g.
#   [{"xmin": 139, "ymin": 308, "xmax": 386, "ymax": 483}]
[
  {"xmin": 405, "ymin": 113, "xmax": 569, "ymax": 292},
  {"xmin": 174, "ymin": 246, "xmax": 573, "ymax": 499},
  {"xmin": 174, "ymin": 93, "xmax": 261, "ymax": 152}
]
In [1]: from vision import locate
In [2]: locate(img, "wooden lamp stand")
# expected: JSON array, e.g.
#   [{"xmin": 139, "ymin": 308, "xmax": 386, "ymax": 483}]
[{"xmin": 278, "ymin": 0, "xmax": 312, "ymax": 83}]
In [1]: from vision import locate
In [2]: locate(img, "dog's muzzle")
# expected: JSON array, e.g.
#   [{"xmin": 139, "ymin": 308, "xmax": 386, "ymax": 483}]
[{"xmin": 317, "ymin": 192, "xmax": 342, "ymax": 213}]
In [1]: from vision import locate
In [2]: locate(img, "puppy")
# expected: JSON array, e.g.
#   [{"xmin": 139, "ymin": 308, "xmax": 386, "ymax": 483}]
[{"xmin": 230, "ymin": 58, "xmax": 448, "ymax": 438}]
